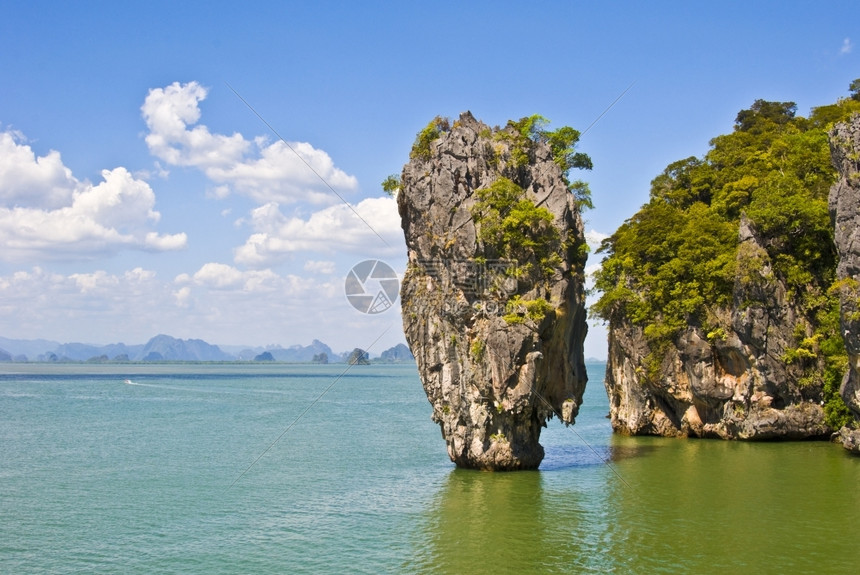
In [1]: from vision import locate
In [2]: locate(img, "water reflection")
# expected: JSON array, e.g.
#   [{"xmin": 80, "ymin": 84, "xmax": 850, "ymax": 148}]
[
  {"xmin": 411, "ymin": 465, "xmax": 625, "ymax": 574},
  {"xmin": 600, "ymin": 437, "xmax": 860, "ymax": 573},
  {"xmin": 409, "ymin": 429, "xmax": 663, "ymax": 573},
  {"xmin": 411, "ymin": 469, "xmax": 545, "ymax": 573}
]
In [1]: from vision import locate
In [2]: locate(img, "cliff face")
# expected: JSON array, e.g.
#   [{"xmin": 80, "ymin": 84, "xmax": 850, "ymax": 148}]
[
  {"xmin": 605, "ymin": 216, "xmax": 828, "ymax": 440},
  {"xmin": 398, "ymin": 112, "xmax": 589, "ymax": 470},
  {"xmin": 829, "ymin": 114, "xmax": 860, "ymax": 452}
]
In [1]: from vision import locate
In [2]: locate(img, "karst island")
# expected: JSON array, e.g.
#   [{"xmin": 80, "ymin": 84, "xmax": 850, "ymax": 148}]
[{"xmin": 397, "ymin": 113, "xmax": 593, "ymax": 470}]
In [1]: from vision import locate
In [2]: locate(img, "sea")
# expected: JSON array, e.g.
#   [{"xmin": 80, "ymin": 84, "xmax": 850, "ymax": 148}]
[{"xmin": 1, "ymin": 362, "xmax": 858, "ymax": 574}]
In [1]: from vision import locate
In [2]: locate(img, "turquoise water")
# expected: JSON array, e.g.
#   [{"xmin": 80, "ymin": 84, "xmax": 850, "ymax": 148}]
[{"xmin": 1, "ymin": 362, "xmax": 858, "ymax": 573}]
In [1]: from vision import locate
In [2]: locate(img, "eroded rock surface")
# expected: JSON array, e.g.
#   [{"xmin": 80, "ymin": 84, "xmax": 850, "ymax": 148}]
[
  {"xmin": 604, "ymin": 215, "xmax": 829, "ymax": 440},
  {"xmin": 829, "ymin": 114, "xmax": 860, "ymax": 453},
  {"xmin": 398, "ymin": 112, "xmax": 589, "ymax": 470}
]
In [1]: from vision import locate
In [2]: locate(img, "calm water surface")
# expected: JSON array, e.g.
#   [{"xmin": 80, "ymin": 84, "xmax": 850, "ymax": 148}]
[{"xmin": 1, "ymin": 362, "xmax": 858, "ymax": 573}]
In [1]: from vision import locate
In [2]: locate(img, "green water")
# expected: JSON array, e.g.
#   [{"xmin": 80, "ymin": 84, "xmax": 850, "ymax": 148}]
[{"xmin": 1, "ymin": 363, "xmax": 858, "ymax": 573}]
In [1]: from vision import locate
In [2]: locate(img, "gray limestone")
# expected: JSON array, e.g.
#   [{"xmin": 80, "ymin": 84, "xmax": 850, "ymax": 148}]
[{"xmin": 397, "ymin": 112, "xmax": 589, "ymax": 470}]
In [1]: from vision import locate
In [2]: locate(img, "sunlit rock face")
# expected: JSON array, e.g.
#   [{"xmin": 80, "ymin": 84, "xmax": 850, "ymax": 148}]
[
  {"xmin": 398, "ymin": 112, "xmax": 589, "ymax": 470},
  {"xmin": 829, "ymin": 115, "xmax": 860, "ymax": 453},
  {"xmin": 604, "ymin": 215, "xmax": 829, "ymax": 441}
]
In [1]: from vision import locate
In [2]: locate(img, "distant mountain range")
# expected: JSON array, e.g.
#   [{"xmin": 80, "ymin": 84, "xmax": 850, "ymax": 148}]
[{"xmin": 0, "ymin": 335, "xmax": 415, "ymax": 363}]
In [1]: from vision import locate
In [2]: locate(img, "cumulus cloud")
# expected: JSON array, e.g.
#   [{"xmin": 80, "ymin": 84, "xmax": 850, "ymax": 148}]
[
  {"xmin": 304, "ymin": 260, "xmax": 336, "ymax": 274},
  {"xmin": 141, "ymin": 81, "xmax": 358, "ymax": 205},
  {"xmin": 0, "ymin": 130, "xmax": 78, "ymax": 209},
  {"xmin": 0, "ymin": 131, "xmax": 187, "ymax": 261},
  {"xmin": 841, "ymin": 37, "xmax": 853, "ymax": 55},
  {"xmin": 188, "ymin": 262, "xmax": 281, "ymax": 292},
  {"xmin": 69, "ymin": 267, "xmax": 156, "ymax": 294},
  {"xmin": 173, "ymin": 285, "xmax": 192, "ymax": 307},
  {"xmin": 234, "ymin": 196, "xmax": 403, "ymax": 266}
]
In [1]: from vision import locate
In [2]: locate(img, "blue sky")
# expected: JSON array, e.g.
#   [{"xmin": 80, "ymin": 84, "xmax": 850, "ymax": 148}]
[{"xmin": 0, "ymin": 1, "xmax": 857, "ymax": 358}]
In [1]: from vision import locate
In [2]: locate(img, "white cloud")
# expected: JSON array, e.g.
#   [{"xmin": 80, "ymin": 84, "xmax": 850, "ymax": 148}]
[
  {"xmin": 0, "ymin": 133, "xmax": 187, "ymax": 261},
  {"xmin": 133, "ymin": 162, "xmax": 169, "ymax": 182},
  {"xmin": 584, "ymin": 262, "xmax": 603, "ymax": 292},
  {"xmin": 141, "ymin": 81, "xmax": 358, "ymax": 205},
  {"xmin": 70, "ymin": 270, "xmax": 120, "ymax": 293},
  {"xmin": 234, "ymin": 196, "xmax": 403, "ymax": 266},
  {"xmin": 68, "ymin": 267, "xmax": 157, "ymax": 295},
  {"xmin": 173, "ymin": 285, "xmax": 192, "ymax": 307},
  {"xmin": 585, "ymin": 228, "xmax": 609, "ymax": 253},
  {"xmin": 304, "ymin": 260, "xmax": 336, "ymax": 274},
  {"xmin": 190, "ymin": 262, "xmax": 284, "ymax": 293},
  {"xmin": 124, "ymin": 267, "xmax": 157, "ymax": 282},
  {"xmin": 841, "ymin": 37, "xmax": 853, "ymax": 55},
  {"xmin": 144, "ymin": 231, "xmax": 187, "ymax": 251},
  {"xmin": 0, "ymin": 130, "xmax": 78, "ymax": 209},
  {"xmin": 142, "ymin": 81, "xmax": 248, "ymax": 168},
  {"xmin": 583, "ymin": 229, "xmax": 610, "ymax": 295}
]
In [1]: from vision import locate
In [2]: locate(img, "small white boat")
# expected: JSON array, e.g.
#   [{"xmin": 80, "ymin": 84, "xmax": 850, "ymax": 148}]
[{"xmin": 124, "ymin": 379, "xmax": 133, "ymax": 385}]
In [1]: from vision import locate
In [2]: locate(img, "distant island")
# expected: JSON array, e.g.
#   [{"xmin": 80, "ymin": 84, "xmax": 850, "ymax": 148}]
[{"xmin": 0, "ymin": 334, "xmax": 414, "ymax": 364}]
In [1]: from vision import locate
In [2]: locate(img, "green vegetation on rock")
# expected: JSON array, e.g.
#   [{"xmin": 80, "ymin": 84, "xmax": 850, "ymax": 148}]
[
  {"xmin": 410, "ymin": 116, "xmax": 450, "ymax": 160},
  {"xmin": 471, "ymin": 177, "xmax": 562, "ymax": 285},
  {"xmin": 593, "ymin": 82, "xmax": 860, "ymax": 427},
  {"xmin": 440, "ymin": 115, "xmax": 594, "ymax": 327},
  {"xmin": 381, "ymin": 174, "xmax": 400, "ymax": 196},
  {"xmin": 492, "ymin": 115, "xmax": 594, "ymax": 209},
  {"xmin": 502, "ymin": 296, "xmax": 554, "ymax": 325},
  {"xmin": 408, "ymin": 113, "xmax": 593, "ymax": 209}
]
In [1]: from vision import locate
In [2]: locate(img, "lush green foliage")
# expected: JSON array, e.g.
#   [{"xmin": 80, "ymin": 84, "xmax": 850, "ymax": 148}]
[
  {"xmin": 470, "ymin": 176, "xmax": 570, "ymax": 326},
  {"xmin": 593, "ymin": 84, "xmax": 860, "ymax": 426},
  {"xmin": 494, "ymin": 115, "xmax": 594, "ymax": 209},
  {"xmin": 410, "ymin": 116, "xmax": 450, "ymax": 160},
  {"xmin": 471, "ymin": 177, "xmax": 562, "ymax": 286},
  {"xmin": 494, "ymin": 114, "xmax": 547, "ymax": 167},
  {"xmin": 502, "ymin": 295, "xmax": 554, "ymax": 325},
  {"xmin": 850, "ymin": 78, "xmax": 860, "ymax": 101},
  {"xmin": 381, "ymin": 174, "xmax": 400, "ymax": 196}
]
